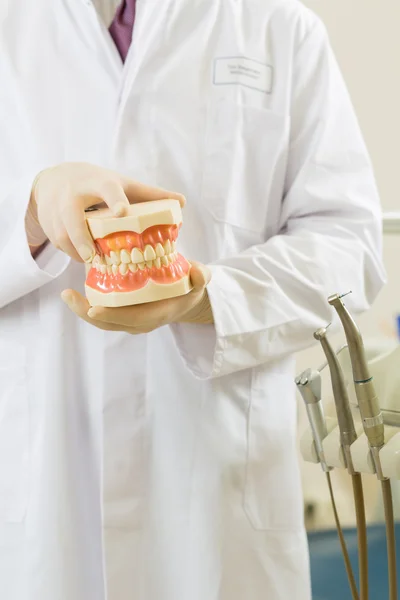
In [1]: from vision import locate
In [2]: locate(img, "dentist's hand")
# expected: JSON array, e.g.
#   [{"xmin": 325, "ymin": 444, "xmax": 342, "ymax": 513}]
[
  {"xmin": 27, "ymin": 162, "xmax": 185, "ymax": 262},
  {"xmin": 61, "ymin": 262, "xmax": 214, "ymax": 333}
]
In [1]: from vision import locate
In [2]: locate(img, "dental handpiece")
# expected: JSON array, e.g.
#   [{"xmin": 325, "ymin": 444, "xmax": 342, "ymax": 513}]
[
  {"xmin": 314, "ymin": 327, "xmax": 369, "ymax": 600},
  {"xmin": 328, "ymin": 293, "xmax": 385, "ymax": 473},
  {"xmin": 313, "ymin": 327, "xmax": 358, "ymax": 473},
  {"xmin": 296, "ymin": 369, "xmax": 331, "ymax": 472},
  {"xmin": 328, "ymin": 293, "xmax": 398, "ymax": 600}
]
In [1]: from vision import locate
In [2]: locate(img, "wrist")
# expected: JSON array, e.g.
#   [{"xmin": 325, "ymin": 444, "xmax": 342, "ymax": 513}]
[
  {"xmin": 26, "ymin": 172, "xmax": 47, "ymax": 248},
  {"xmin": 30, "ymin": 170, "xmax": 44, "ymax": 209}
]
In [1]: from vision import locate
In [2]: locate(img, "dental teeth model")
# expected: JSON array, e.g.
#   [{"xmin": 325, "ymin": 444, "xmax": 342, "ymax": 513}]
[{"xmin": 85, "ymin": 199, "xmax": 192, "ymax": 307}]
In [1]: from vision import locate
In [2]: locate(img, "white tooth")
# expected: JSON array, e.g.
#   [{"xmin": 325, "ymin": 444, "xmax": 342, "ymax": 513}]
[
  {"xmin": 164, "ymin": 239, "xmax": 172, "ymax": 255},
  {"xmin": 100, "ymin": 265, "xmax": 107, "ymax": 274},
  {"xmin": 129, "ymin": 263, "xmax": 138, "ymax": 273},
  {"xmin": 175, "ymin": 262, "xmax": 183, "ymax": 276},
  {"xmin": 161, "ymin": 255, "xmax": 169, "ymax": 267},
  {"xmin": 131, "ymin": 248, "xmax": 144, "ymax": 264},
  {"xmin": 120, "ymin": 249, "xmax": 131, "ymax": 264},
  {"xmin": 144, "ymin": 245, "xmax": 156, "ymax": 261},
  {"xmin": 172, "ymin": 241, "xmax": 177, "ymax": 252},
  {"xmin": 146, "ymin": 260, "xmax": 153, "ymax": 269},
  {"xmin": 112, "ymin": 264, "xmax": 118, "ymax": 275},
  {"xmin": 155, "ymin": 243, "xmax": 165, "ymax": 257},
  {"xmin": 105, "ymin": 254, "xmax": 113, "ymax": 265},
  {"xmin": 110, "ymin": 251, "xmax": 121, "ymax": 265},
  {"xmin": 119, "ymin": 263, "xmax": 128, "ymax": 275},
  {"xmin": 168, "ymin": 253, "xmax": 175, "ymax": 264},
  {"xmin": 107, "ymin": 266, "xmax": 112, "ymax": 275},
  {"xmin": 138, "ymin": 262, "xmax": 146, "ymax": 270},
  {"xmin": 155, "ymin": 257, "xmax": 161, "ymax": 269}
]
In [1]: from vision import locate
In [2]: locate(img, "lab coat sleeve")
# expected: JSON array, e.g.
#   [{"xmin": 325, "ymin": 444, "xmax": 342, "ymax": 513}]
[
  {"xmin": 170, "ymin": 19, "xmax": 386, "ymax": 379},
  {"xmin": 0, "ymin": 173, "xmax": 70, "ymax": 309}
]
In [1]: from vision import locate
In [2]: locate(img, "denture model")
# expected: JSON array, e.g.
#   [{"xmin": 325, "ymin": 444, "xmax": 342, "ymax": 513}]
[{"xmin": 85, "ymin": 199, "xmax": 192, "ymax": 307}]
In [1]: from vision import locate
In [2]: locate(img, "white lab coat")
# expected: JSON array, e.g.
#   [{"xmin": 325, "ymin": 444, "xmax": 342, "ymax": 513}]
[{"xmin": 0, "ymin": 1, "xmax": 385, "ymax": 599}]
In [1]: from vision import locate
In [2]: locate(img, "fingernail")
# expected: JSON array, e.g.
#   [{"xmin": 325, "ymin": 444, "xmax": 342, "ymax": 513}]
[
  {"xmin": 173, "ymin": 193, "xmax": 186, "ymax": 206},
  {"xmin": 112, "ymin": 202, "xmax": 127, "ymax": 217},
  {"xmin": 79, "ymin": 245, "xmax": 95, "ymax": 263},
  {"xmin": 87, "ymin": 308, "xmax": 97, "ymax": 318},
  {"xmin": 61, "ymin": 291, "xmax": 73, "ymax": 305}
]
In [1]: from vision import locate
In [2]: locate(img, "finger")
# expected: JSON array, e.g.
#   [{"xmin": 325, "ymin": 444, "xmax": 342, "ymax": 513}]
[
  {"xmin": 123, "ymin": 179, "xmax": 186, "ymax": 208},
  {"xmin": 35, "ymin": 203, "xmax": 54, "ymax": 246},
  {"xmin": 52, "ymin": 215, "xmax": 83, "ymax": 262},
  {"xmin": 189, "ymin": 262, "xmax": 212, "ymax": 291},
  {"xmin": 61, "ymin": 202, "xmax": 97, "ymax": 263},
  {"xmin": 87, "ymin": 301, "xmax": 170, "ymax": 328},
  {"xmin": 99, "ymin": 181, "xmax": 130, "ymax": 217},
  {"xmin": 38, "ymin": 209, "xmax": 82, "ymax": 262},
  {"xmin": 62, "ymin": 290, "xmax": 106, "ymax": 327},
  {"xmin": 61, "ymin": 290, "xmax": 123, "ymax": 331}
]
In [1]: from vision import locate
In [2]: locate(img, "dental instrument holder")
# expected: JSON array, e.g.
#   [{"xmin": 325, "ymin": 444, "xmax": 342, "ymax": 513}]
[{"xmin": 301, "ymin": 341, "xmax": 400, "ymax": 478}]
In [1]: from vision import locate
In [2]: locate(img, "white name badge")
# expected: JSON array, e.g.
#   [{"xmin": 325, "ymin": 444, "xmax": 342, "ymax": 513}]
[{"xmin": 213, "ymin": 57, "xmax": 273, "ymax": 94}]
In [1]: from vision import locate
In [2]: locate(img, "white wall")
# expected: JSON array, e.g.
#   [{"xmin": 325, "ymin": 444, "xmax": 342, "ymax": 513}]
[
  {"xmin": 297, "ymin": 0, "xmax": 400, "ymax": 367},
  {"xmin": 297, "ymin": 0, "xmax": 400, "ymax": 526}
]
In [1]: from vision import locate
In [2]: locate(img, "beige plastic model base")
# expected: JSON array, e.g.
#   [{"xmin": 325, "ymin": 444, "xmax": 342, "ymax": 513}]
[
  {"xmin": 85, "ymin": 277, "xmax": 192, "ymax": 307},
  {"xmin": 85, "ymin": 199, "xmax": 192, "ymax": 308},
  {"xmin": 301, "ymin": 417, "xmax": 400, "ymax": 479}
]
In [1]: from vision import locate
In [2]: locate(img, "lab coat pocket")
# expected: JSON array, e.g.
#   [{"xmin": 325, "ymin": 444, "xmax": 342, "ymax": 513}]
[
  {"xmin": 0, "ymin": 345, "xmax": 29, "ymax": 523},
  {"xmin": 244, "ymin": 372, "xmax": 303, "ymax": 532},
  {"xmin": 201, "ymin": 99, "xmax": 289, "ymax": 233}
]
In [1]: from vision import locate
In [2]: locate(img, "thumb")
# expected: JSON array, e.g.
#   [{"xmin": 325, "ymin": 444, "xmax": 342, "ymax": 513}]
[
  {"xmin": 123, "ymin": 179, "xmax": 186, "ymax": 207},
  {"xmin": 189, "ymin": 261, "xmax": 212, "ymax": 291}
]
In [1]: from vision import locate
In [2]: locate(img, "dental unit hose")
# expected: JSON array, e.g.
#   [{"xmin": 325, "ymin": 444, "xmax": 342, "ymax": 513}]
[
  {"xmin": 314, "ymin": 327, "xmax": 368, "ymax": 600},
  {"xmin": 329, "ymin": 293, "xmax": 398, "ymax": 600},
  {"xmin": 296, "ymin": 369, "xmax": 359, "ymax": 600}
]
